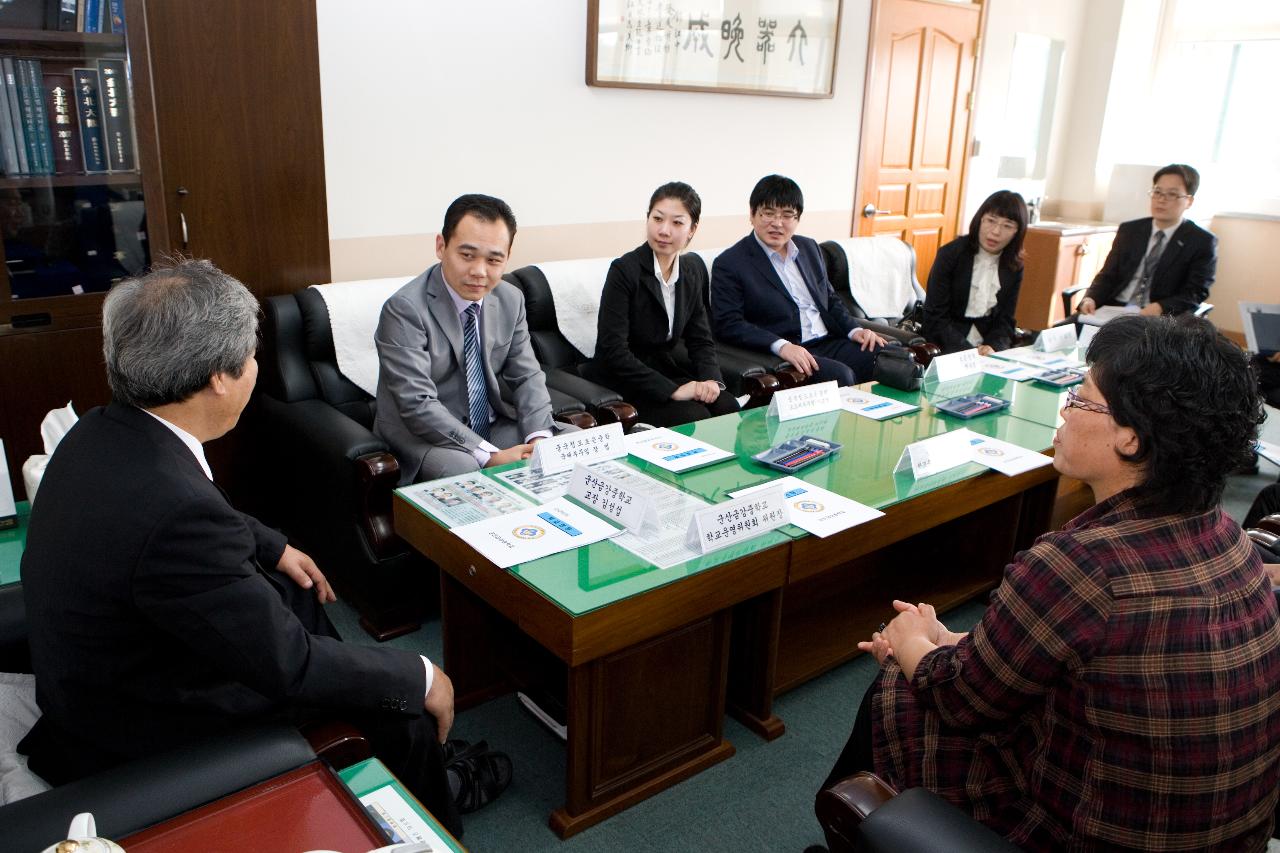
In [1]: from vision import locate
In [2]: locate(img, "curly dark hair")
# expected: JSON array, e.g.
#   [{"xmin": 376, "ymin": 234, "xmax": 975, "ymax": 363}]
[{"xmin": 1087, "ymin": 314, "xmax": 1264, "ymax": 514}]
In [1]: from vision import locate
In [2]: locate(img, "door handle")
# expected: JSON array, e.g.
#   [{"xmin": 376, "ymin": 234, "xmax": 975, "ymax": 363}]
[
  {"xmin": 862, "ymin": 203, "xmax": 890, "ymax": 218},
  {"xmin": 176, "ymin": 186, "xmax": 190, "ymax": 249}
]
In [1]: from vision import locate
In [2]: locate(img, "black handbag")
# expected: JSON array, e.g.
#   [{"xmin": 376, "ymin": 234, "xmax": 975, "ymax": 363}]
[{"xmin": 873, "ymin": 345, "xmax": 923, "ymax": 391}]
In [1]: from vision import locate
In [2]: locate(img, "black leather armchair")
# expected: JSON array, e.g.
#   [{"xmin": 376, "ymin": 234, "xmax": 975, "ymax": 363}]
[
  {"xmin": 819, "ymin": 239, "xmax": 935, "ymax": 350},
  {"xmin": 254, "ymin": 287, "xmax": 595, "ymax": 640},
  {"xmin": 503, "ymin": 265, "xmax": 646, "ymax": 429},
  {"xmin": 817, "ymin": 771, "xmax": 1020, "ymax": 852}
]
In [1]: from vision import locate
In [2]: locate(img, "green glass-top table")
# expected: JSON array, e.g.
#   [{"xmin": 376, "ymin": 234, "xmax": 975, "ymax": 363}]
[
  {"xmin": 0, "ymin": 501, "xmax": 30, "ymax": 586},
  {"xmin": 393, "ymin": 464, "xmax": 790, "ymax": 838},
  {"xmin": 391, "ymin": 394, "xmax": 1061, "ymax": 838}
]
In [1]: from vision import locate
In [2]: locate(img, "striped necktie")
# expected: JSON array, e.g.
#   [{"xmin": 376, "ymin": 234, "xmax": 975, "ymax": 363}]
[
  {"xmin": 462, "ymin": 303, "xmax": 491, "ymax": 440},
  {"xmin": 1130, "ymin": 230, "xmax": 1166, "ymax": 308}
]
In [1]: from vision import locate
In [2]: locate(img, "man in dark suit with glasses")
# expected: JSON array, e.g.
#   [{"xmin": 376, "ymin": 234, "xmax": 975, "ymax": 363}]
[{"xmin": 1078, "ymin": 163, "xmax": 1217, "ymax": 318}]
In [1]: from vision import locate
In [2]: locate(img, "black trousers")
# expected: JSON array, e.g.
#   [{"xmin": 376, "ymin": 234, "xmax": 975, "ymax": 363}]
[
  {"xmin": 283, "ymin": 575, "xmax": 463, "ymax": 838},
  {"xmin": 1246, "ymin": 483, "xmax": 1280, "ymax": 531},
  {"xmin": 803, "ymin": 335, "xmax": 879, "ymax": 386},
  {"xmin": 636, "ymin": 389, "xmax": 740, "ymax": 428},
  {"xmin": 820, "ymin": 677, "xmax": 878, "ymax": 792}
]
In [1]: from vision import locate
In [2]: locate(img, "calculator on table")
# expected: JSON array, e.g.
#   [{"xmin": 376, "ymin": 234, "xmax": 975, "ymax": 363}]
[
  {"xmin": 934, "ymin": 394, "xmax": 1010, "ymax": 419},
  {"xmin": 753, "ymin": 436, "xmax": 841, "ymax": 472}
]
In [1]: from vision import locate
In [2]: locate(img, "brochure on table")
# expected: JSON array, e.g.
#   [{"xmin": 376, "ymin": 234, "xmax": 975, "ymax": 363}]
[
  {"xmin": 731, "ymin": 476, "xmax": 883, "ymax": 537},
  {"xmin": 967, "ymin": 434, "xmax": 1054, "ymax": 476},
  {"xmin": 1258, "ymin": 440, "xmax": 1280, "ymax": 468},
  {"xmin": 993, "ymin": 345, "xmax": 1084, "ymax": 370},
  {"xmin": 979, "ymin": 356, "xmax": 1043, "ymax": 382},
  {"xmin": 399, "ymin": 473, "xmax": 533, "ymax": 527},
  {"xmin": 450, "ymin": 497, "xmax": 622, "ymax": 569},
  {"xmin": 625, "ymin": 427, "xmax": 734, "ymax": 473},
  {"xmin": 840, "ymin": 387, "xmax": 919, "ymax": 420},
  {"xmin": 359, "ymin": 784, "xmax": 456, "ymax": 850}
]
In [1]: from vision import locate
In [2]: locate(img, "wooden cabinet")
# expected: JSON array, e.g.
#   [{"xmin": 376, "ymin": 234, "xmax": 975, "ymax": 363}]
[
  {"xmin": 0, "ymin": 0, "xmax": 329, "ymax": 494},
  {"xmin": 1017, "ymin": 223, "xmax": 1117, "ymax": 330}
]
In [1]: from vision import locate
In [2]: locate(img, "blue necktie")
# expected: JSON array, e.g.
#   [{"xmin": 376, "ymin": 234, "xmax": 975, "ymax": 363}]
[{"xmin": 462, "ymin": 303, "xmax": 491, "ymax": 440}]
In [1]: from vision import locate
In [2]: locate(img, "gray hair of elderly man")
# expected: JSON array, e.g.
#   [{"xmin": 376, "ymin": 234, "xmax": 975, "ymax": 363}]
[{"xmin": 102, "ymin": 258, "xmax": 259, "ymax": 409}]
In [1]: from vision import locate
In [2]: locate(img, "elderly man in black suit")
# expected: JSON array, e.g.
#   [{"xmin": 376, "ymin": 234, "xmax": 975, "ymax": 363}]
[
  {"xmin": 18, "ymin": 260, "xmax": 510, "ymax": 835},
  {"xmin": 1078, "ymin": 163, "xmax": 1217, "ymax": 318}
]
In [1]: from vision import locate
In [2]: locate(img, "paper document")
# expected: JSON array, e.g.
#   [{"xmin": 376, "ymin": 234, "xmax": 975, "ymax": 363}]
[
  {"xmin": 493, "ymin": 466, "xmax": 576, "ymax": 503},
  {"xmin": 1257, "ymin": 440, "xmax": 1280, "ymax": 468},
  {"xmin": 966, "ymin": 434, "xmax": 1054, "ymax": 476},
  {"xmin": 359, "ymin": 783, "xmax": 453, "ymax": 849},
  {"xmin": 979, "ymin": 356, "xmax": 1043, "ymax": 382},
  {"xmin": 625, "ymin": 427, "xmax": 734, "ymax": 473},
  {"xmin": 840, "ymin": 387, "xmax": 919, "ymax": 420},
  {"xmin": 398, "ymin": 474, "xmax": 532, "ymax": 527},
  {"xmin": 993, "ymin": 345, "xmax": 1084, "ymax": 370},
  {"xmin": 451, "ymin": 497, "xmax": 622, "ymax": 569},
  {"xmin": 1077, "ymin": 304, "xmax": 1138, "ymax": 327},
  {"xmin": 731, "ymin": 476, "xmax": 883, "ymax": 537}
]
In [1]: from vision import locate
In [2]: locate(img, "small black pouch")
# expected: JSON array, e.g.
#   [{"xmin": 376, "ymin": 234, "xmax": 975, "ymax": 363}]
[{"xmin": 873, "ymin": 346, "xmax": 922, "ymax": 391}]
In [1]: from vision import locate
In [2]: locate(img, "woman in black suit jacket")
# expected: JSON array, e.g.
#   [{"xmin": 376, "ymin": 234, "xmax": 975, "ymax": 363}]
[
  {"xmin": 923, "ymin": 190, "xmax": 1029, "ymax": 355},
  {"xmin": 586, "ymin": 182, "xmax": 739, "ymax": 427}
]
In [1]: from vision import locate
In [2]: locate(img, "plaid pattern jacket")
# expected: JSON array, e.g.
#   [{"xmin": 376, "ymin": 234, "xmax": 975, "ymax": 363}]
[{"xmin": 872, "ymin": 492, "xmax": 1280, "ymax": 851}]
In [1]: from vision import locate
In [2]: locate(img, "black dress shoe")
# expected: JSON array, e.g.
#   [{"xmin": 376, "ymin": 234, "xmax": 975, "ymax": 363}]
[
  {"xmin": 449, "ymin": 747, "xmax": 513, "ymax": 813},
  {"xmin": 442, "ymin": 738, "xmax": 485, "ymax": 764}
]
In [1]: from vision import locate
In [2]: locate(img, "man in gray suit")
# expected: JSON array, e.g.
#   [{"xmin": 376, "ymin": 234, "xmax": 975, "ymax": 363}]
[{"xmin": 375, "ymin": 194, "xmax": 555, "ymax": 484}]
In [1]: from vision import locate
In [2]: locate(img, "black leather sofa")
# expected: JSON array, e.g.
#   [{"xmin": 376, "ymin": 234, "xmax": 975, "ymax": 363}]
[{"xmin": 254, "ymin": 287, "xmax": 596, "ymax": 640}]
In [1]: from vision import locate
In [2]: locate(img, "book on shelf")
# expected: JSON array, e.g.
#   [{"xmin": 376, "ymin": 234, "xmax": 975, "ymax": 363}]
[
  {"xmin": 43, "ymin": 72, "xmax": 81, "ymax": 175},
  {"xmin": 1, "ymin": 58, "xmax": 30, "ymax": 176},
  {"xmin": 15, "ymin": 59, "xmax": 52, "ymax": 175},
  {"xmin": 0, "ymin": 64, "xmax": 19, "ymax": 176},
  {"xmin": 48, "ymin": 0, "xmax": 78, "ymax": 32},
  {"xmin": 108, "ymin": 0, "xmax": 125, "ymax": 35},
  {"xmin": 97, "ymin": 58, "xmax": 134, "ymax": 171},
  {"xmin": 83, "ymin": 0, "xmax": 99, "ymax": 34},
  {"xmin": 72, "ymin": 66, "xmax": 108, "ymax": 173},
  {"xmin": 25, "ymin": 60, "xmax": 53, "ymax": 175}
]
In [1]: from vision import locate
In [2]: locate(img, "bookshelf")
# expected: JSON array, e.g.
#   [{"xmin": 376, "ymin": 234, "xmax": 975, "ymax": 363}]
[{"xmin": 0, "ymin": 0, "xmax": 331, "ymax": 495}]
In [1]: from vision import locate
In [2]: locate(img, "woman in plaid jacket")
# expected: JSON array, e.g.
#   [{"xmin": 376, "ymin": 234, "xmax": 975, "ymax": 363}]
[{"xmin": 824, "ymin": 314, "xmax": 1280, "ymax": 851}]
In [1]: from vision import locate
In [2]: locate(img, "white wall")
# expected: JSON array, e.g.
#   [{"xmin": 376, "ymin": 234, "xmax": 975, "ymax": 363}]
[
  {"xmin": 964, "ymin": 0, "xmax": 1089, "ymax": 224},
  {"xmin": 317, "ymin": 1, "xmax": 872, "ymax": 277}
]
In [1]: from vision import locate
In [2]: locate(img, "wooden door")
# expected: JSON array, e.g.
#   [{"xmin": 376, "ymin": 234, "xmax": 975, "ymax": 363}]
[
  {"xmin": 854, "ymin": 0, "xmax": 982, "ymax": 284},
  {"xmin": 134, "ymin": 0, "xmax": 330, "ymax": 300}
]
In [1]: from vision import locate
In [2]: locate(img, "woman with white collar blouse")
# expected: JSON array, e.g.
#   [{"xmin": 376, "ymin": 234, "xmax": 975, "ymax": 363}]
[
  {"xmin": 922, "ymin": 190, "xmax": 1029, "ymax": 355},
  {"xmin": 585, "ymin": 182, "xmax": 738, "ymax": 427}
]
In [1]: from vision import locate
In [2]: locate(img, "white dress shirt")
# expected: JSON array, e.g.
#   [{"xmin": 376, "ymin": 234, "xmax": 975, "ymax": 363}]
[
  {"xmin": 142, "ymin": 407, "xmax": 436, "ymax": 698},
  {"xmin": 964, "ymin": 248, "xmax": 1001, "ymax": 347},
  {"xmin": 652, "ymin": 252, "xmax": 680, "ymax": 340},
  {"xmin": 444, "ymin": 286, "xmax": 551, "ymax": 466},
  {"xmin": 755, "ymin": 234, "xmax": 829, "ymax": 355}
]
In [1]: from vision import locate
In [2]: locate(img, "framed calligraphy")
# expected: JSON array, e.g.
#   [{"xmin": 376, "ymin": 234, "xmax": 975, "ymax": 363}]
[{"xmin": 587, "ymin": 0, "xmax": 842, "ymax": 98}]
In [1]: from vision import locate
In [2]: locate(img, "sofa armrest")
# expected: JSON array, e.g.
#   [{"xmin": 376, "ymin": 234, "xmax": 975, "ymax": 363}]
[
  {"xmin": 861, "ymin": 320, "xmax": 924, "ymax": 347},
  {"xmin": 545, "ymin": 367, "xmax": 622, "ymax": 409},
  {"xmin": 299, "ymin": 720, "xmax": 373, "ymax": 770},
  {"xmin": 257, "ymin": 395, "xmax": 403, "ymax": 561},
  {"xmin": 816, "ymin": 771, "xmax": 1019, "ymax": 853},
  {"xmin": 593, "ymin": 401, "xmax": 640, "ymax": 433},
  {"xmin": 1062, "ymin": 285, "xmax": 1087, "ymax": 319},
  {"xmin": 0, "ymin": 723, "xmax": 315, "ymax": 851}
]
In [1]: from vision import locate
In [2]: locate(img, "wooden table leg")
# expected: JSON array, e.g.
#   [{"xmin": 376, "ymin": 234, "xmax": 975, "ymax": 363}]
[
  {"xmin": 727, "ymin": 589, "xmax": 785, "ymax": 740},
  {"xmin": 549, "ymin": 612, "xmax": 737, "ymax": 839}
]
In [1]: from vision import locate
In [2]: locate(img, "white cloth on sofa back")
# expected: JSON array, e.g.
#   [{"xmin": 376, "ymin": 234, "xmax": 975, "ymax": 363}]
[
  {"xmin": 531, "ymin": 257, "xmax": 614, "ymax": 359},
  {"xmin": 830, "ymin": 236, "xmax": 923, "ymax": 321},
  {"xmin": 312, "ymin": 277, "xmax": 412, "ymax": 397}
]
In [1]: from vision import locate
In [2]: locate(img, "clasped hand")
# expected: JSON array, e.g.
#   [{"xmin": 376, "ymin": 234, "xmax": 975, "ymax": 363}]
[
  {"xmin": 672, "ymin": 379, "xmax": 722, "ymax": 404},
  {"xmin": 857, "ymin": 599, "xmax": 960, "ymax": 674}
]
